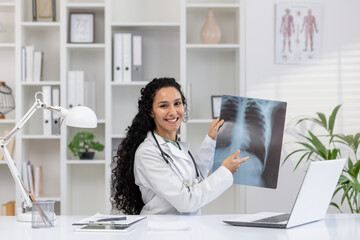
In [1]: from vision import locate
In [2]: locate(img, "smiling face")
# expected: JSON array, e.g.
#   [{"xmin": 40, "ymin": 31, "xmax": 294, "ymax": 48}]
[{"xmin": 150, "ymin": 87, "xmax": 184, "ymax": 141}]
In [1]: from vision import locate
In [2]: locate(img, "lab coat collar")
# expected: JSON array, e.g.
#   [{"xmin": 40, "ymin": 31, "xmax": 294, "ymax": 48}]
[{"xmin": 148, "ymin": 131, "xmax": 191, "ymax": 162}]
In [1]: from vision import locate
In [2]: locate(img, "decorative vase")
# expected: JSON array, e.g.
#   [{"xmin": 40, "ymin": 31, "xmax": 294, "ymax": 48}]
[{"xmin": 200, "ymin": 9, "xmax": 221, "ymax": 44}]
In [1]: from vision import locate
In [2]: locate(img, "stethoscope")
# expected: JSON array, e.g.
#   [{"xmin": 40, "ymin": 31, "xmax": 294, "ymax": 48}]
[{"xmin": 151, "ymin": 131, "xmax": 203, "ymax": 190}]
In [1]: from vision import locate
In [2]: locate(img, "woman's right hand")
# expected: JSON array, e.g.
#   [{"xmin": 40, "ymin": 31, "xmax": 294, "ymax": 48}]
[{"xmin": 221, "ymin": 150, "xmax": 249, "ymax": 174}]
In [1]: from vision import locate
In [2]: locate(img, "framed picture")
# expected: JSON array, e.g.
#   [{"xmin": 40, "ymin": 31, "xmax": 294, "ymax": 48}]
[
  {"xmin": 275, "ymin": 3, "xmax": 322, "ymax": 64},
  {"xmin": 70, "ymin": 13, "xmax": 95, "ymax": 43},
  {"xmin": 211, "ymin": 95, "xmax": 222, "ymax": 119},
  {"xmin": 33, "ymin": 0, "xmax": 56, "ymax": 22}
]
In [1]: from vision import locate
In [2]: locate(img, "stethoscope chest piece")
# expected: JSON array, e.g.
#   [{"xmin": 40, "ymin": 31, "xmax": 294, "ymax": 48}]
[{"xmin": 151, "ymin": 131, "xmax": 203, "ymax": 189}]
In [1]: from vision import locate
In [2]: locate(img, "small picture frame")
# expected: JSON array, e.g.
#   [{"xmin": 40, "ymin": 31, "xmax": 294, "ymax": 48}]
[
  {"xmin": 211, "ymin": 95, "xmax": 222, "ymax": 119},
  {"xmin": 70, "ymin": 13, "xmax": 95, "ymax": 43},
  {"xmin": 33, "ymin": 0, "xmax": 56, "ymax": 22}
]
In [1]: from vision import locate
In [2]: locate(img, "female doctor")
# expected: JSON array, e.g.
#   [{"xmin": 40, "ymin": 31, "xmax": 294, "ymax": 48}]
[{"xmin": 111, "ymin": 78, "xmax": 248, "ymax": 215}]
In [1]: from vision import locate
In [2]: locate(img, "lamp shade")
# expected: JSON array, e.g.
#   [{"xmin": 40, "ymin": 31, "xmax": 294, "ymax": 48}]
[{"xmin": 64, "ymin": 106, "xmax": 97, "ymax": 128}]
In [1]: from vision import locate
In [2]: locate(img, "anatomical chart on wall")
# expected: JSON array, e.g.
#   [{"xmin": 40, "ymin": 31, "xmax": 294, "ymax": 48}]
[
  {"xmin": 213, "ymin": 95, "xmax": 287, "ymax": 189},
  {"xmin": 275, "ymin": 3, "xmax": 322, "ymax": 64}
]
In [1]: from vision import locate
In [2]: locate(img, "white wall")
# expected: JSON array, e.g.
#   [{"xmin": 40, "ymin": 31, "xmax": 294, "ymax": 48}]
[{"xmin": 242, "ymin": 0, "xmax": 360, "ymax": 214}]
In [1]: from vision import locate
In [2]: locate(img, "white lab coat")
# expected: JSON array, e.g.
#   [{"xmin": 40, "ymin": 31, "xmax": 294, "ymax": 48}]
[{"xmin": 134, "ymin": 131, "xmax": 233, "ymax": 215}]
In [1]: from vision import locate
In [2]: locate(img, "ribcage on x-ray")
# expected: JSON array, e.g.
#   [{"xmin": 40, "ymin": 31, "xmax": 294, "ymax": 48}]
[
  {"xmin": 244, "ymin": 100, "xmax": 267, "ymax": 166},
  {"xmin": 217, "ymin": 97, "xmax": 273, "ymax": 168},
  {"xmin": 214, "ymin": 95, "xmax": 287, "ymax": 188},
  {"xmin": 216, "ymin": 97, "xmax": 240, "ymax": 148}
]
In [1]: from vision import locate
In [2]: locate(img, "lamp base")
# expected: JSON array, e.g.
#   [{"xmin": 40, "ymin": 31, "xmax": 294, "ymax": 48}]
[{"xmin": 16, "ymin": 211, "xmax": 32, "ymax": 222}]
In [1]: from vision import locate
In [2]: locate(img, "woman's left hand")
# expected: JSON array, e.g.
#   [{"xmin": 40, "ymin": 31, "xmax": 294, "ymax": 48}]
[{"xmin": 208, "ymin": 118, "xmax": 224, "ymax": 140}]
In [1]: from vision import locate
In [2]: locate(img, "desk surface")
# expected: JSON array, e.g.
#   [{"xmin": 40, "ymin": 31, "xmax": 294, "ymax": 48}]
[{"xmin": 0, "ymin": 214, "xmax": 359, "ymax": 240}]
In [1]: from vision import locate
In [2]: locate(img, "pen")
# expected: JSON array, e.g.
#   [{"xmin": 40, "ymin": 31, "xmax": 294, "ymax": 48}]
[{"xmin": 96, "ymin": 217, "xmax": 127, "ymax": 222}]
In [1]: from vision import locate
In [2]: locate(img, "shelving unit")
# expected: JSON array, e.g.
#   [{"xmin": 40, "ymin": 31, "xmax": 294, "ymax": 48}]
[
  {"xmin": 180, "ymin": 0, "xmax": 245, "ymax": 213},
  {"xmin": 0, "ymin": 0, "xmax": 16, "ymax": 211},
  {"xmin": 61, "ymin": 0, "xmax": 106, "ymax": 215},
  {"xmin": 1, "ymin": 0, "xmax": 244, "ymax": 216}
]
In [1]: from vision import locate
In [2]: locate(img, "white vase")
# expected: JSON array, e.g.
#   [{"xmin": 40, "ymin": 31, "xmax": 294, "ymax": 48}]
[{"xmin": 200, "ymin": 9, "xmax": 221, "ymax": 44}]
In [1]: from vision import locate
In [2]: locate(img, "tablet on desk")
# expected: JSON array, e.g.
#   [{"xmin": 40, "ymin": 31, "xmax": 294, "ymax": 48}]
[{"xmin": 75, "ymin": 224, "xmax": 135, "ymax": 233}]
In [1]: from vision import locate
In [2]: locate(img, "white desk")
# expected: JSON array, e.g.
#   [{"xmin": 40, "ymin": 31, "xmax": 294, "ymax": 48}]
[{"xmin": 0, "ymin": 214, "xmax": 359, "ymax": 240}]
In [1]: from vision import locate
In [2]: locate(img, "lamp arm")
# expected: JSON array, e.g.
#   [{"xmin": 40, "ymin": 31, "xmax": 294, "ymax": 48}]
[
  {"xmin": 2, "ymin": 99, "xmax": 42, "ymax": 145},
  {"xmin": 0, "ymin": 146, "xmax": 32, "ymax": 207},
  {"xmin": 0, "ymin": 96, "xmax": 49, "ymax": 208}
]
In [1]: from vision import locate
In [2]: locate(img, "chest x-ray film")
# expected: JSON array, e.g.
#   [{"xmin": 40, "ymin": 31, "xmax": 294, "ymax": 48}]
[{"xmin": 213, "ymin": 95, "xmax": 287, "ymax": 188}]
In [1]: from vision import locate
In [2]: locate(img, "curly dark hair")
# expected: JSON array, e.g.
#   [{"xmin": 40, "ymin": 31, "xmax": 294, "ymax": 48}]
[{"xmin": 111, "ymin": 77, "xmax": 187, "ymax": 214}]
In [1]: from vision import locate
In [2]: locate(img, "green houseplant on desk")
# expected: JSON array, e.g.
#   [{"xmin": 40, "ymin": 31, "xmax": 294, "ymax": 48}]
[
  {"xmin": 283, "ymin": 105, "xmax": 360, "ymax": 213},
  {"xmin": 68, "ymin": 131, "xmax": 104, "ymax": 160}
]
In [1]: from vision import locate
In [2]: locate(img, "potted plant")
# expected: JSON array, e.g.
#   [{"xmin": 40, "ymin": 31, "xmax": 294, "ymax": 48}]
[
  {"xmin": 283, "ymin": 105, "xmax": 360, "ymax": 213},
  {"xmin": 68, "ymin": 131, "xmax": 104, "ymax": 160}
]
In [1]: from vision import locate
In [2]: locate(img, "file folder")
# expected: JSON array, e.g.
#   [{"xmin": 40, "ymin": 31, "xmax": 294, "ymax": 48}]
[
  {"xmin": 113, "ymin": 33, "xmax": 123, "ymax": 82},
  {"xmin": 67, "ymin": 71, "xmax": 76, "ymax": 109},
  {"xmin": 33, "ymin": 51, "xmax": 43, "ymax": 82},
  {"xmin": 51, "ymin": 86, "xmax": 60, "ymax": 135},
  {"xmin": 25, "ymin": 46, "xmax": 35, "ymax": 82},
  {"xmin": 42, "ymin": 86, "xmax": 52, "ymax": 135},
  {"xmin": 123, "ymin": 33, "xmax": 132, "ymax": 82},
  {"xmin": 75, "ymin": 71, "xmax": 85, "ymax": 107},
  {"xmin": 132, "ymin": 35, "xmax": 142, "ymax": 81}
]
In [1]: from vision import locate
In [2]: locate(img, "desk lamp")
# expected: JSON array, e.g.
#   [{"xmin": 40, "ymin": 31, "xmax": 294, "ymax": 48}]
[{"xmin": 0, "ymin": 92, "xmax": 97, "ymax": 223}]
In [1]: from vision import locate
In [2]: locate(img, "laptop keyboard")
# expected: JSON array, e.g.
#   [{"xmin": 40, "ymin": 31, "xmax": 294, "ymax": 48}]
[{"xmin": 252, "ymin": 213, "xmax": 290, "ymax": 223}]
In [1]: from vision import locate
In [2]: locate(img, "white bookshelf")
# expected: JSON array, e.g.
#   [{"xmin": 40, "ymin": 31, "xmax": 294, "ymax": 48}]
[
  {"xmin": 0, "ymin": 0, "xmax": 244, "ymax": 216},
  {"xmin": 66, "ymin": 43, "xmax": 106, "ymax": 49},
  {"xmin": 180, "ymin": 0, "xmax": 245, "ymax": 214},
  {"xmin": 66, "ymin": 159, "xmax": 106, "ymax": 165},
  {"xmin": 0, "ymin": 0, "xmax": 16, "ymax": 210},
  {"xmin": 21, "ymin": 81, "xmax": 61, "ymax": 86},
  {"xmin": 0, "ymin": 43, "xmax": 15, "ymax": 47},
  {"xmin": 21, "ymin": 135, "xmax": 61, "ymax": 140},
  {"xmin": 20, "ymin": 22, "xmax": 60, "ymax": 27},
  {"xmin": 0, "ymin": 2, "xmax": 15, "ymax": 7}
]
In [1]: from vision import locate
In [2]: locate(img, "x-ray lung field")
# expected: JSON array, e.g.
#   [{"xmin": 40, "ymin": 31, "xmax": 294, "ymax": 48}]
[{"xmin": 213, "ymin": 95, "xmax": 287, "ymax": 188}]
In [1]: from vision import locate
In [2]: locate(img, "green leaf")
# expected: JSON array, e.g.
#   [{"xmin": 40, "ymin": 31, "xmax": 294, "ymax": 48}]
[
  {"xmin": 296, "ymin": 142, "xmax": 315, "ymax": 151},
  {"xmin": 341, "ymin": 184, "xmax": 352, "ymax": 204},
  {"xmin": 330, "ymin": 149, "xmax": 339, "ymax": 159},
  {"xmin": 349, "ymin": 161, "xmax": 360, "ymax": 179},
  {"xmin": 316, "ymin": 112, "xmax": 327, "ymax": 130},
  {"xmin": 294, "ymin": 152, "xmax": 310, "ymax": 171},
  {"xmin": 329, "ymin": 202, "xmax": 342, "ymax": 213},
  {"xmin": 308, "ymin": 131, "xmax": 326, "ymax": 151},
  {"xmin": 328, "ymin": 105, "xmax": 341, "ymax": 135},
  {"xmin": 282, "ymin": 149, "xmax": 307, "ymax": 166}
]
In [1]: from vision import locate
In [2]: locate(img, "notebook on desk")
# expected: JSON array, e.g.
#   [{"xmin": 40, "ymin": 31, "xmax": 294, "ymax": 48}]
[{"xmin": 224, "ymin": 159, "xmax": 346, "ymax": 229}]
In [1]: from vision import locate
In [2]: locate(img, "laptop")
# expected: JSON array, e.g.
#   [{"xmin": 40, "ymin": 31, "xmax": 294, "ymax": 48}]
[{"xmin": 224, "ymin": 159, "xmax": 346, "ymax": 229}]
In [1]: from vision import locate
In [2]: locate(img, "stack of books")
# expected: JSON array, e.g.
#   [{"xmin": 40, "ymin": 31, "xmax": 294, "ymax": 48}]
[
  {"xmin": 21, "ymin": 46, "xmax": 43, "ymax": 82},
  {"xmin": 22, "ymin": 161, "xmax": 43, "ymax": 198},
  {"xmin": 67, "ymin": 71, "xmax": 96, "ymax": 112},
  {"xmin": 1, "ymin": 201, "xmax": 15, "ymax": 216}
]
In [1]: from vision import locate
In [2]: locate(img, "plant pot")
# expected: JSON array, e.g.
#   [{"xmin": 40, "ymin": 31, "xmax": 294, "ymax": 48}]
[{"xmin": 79, "ymin": 152, "xmax": 95, "ymax": 160}]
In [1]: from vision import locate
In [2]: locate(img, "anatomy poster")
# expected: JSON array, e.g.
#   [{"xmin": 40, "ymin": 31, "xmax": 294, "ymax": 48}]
[
  {"xmin": 213, "ymin": 95, "xmax": 287, "ymax": 188},
  {"xmin": 275, "ymin": 3, "xmax": 322, "ymax": 64}
]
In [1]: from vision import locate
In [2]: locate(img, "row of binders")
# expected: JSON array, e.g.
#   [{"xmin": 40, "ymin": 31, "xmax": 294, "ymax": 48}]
[
  {"xmin": 22, "ymin": 161, "xmax": 43, "ymax": 198},
  {"xmin": 21, "ymin": 46, "xmax": 43, "ymax": 82},
  {"xmin": 42, "ymin": 86, "xmax": 60, "ymax": 135},
  {"xmin": 67, "ymin": 71, "xmax": 96, "ymax": 112},
  {"xmin": 113, "ymin": 33, "xmax": 142, "ymax": 82}
]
